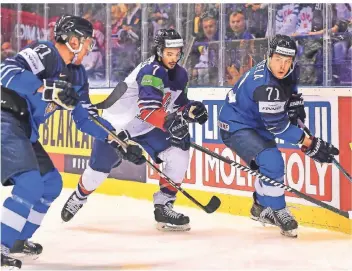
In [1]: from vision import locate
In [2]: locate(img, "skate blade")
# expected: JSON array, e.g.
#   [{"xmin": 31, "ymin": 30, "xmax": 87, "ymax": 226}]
[
  {"xmin": 1, "ymin": 264, "xmax": 21, "ymax": 270},
  {"xmin": 280, "ymin": 229, "xmax": 298, "ymax": 238},
  {"xmin": 250, "ymin": 216, "xmax": 275, "ymax": 227},
  {"xmin": 10, "ymin": 252, "xmax": 40, "ymax": 260},
  {"xmin": 156, "ymin": 222, "xmax": 191, "ymax": 232}
]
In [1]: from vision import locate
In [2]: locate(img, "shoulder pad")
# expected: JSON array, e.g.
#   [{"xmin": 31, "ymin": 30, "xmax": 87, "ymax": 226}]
[
  {"xmin": 18, "ymin": 41, "xmax": 57, "ymax": 75},
  {"xmin": 139, "ymin": 63, "xmax": 167, "ymax": 93},
  {"xmin": 175, "ymin": 64, "xmax": 188, "ymax": 77},
  {"xmin": 142, "ymin": 61, "xmax": 167, "ymax": 77}
]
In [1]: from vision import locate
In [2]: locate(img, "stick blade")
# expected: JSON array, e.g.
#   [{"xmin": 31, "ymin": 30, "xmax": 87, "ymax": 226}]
[
  {"xmin": 204, "ymin": 196, "xmax": 221, "ymax": 213},
  {"xmin": 95, "ymin": 81, "xmax": 128, "ymax": 109}
]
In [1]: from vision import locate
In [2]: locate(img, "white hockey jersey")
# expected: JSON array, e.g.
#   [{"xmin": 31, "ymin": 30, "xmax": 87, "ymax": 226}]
[{"xmin": 102, "ymin": 56, "xmax": 189, "ymax": 137}]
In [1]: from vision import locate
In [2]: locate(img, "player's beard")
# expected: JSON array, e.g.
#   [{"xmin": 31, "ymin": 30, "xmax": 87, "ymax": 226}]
[{"xmin": 167, "ymin": 62, "xmax": 176, "ymax": 69}]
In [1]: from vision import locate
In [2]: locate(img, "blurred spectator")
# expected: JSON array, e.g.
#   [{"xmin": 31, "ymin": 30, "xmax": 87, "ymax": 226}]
[
  {"xmin": 300, "ymin": 4, "xmax": 352, "ymax": 85},
  {"xmin": 111, "ymin": 4, "xmax": 141, "ymax": 82},
  {"xmin": 189, "ymin": 12, "xmax": 219, "ymax": 86},
  {"xmin": 48, "ymin": 16, "xmax": 60, "ymax": 43},
  {"xmin": 1, "ymin": 6, "xmax": 18, "ymax": 53},
  {"xmin": 273, "ymin": 4, "xmax": 300, "ymax": 36},
  {"xmin": 199, "ymin": 11, "xmax": 219, "ymax": 42},
  {"xmin": 3, "ymin": 3, "xmax": 348, "ymax": 87},
  {"xmin": 192, "ymin": 4, "xmax": 206, "ymax": 38},
  {"xmin": 149, "ymin": 4, "xmax": 175, "ymax": 38},
  {"xmin": 292, "ymin": 4, "xmax": 324, "ymax": 85},
  {"xmin": 225, "ymin": 11, "xmax": 254, "ymax": 86},
  {"xmin": 225, "ymin": 4, "xmax": 246, "ymax": 24},
  {"xmin": 120, "ymin": 4, "xmax": 141, "ymax": 44},
  {"xmin": 111, "ymin": 4, "xmax": 128, "ymax": 48},
  {"xmin": 294, "ymin": 4, "xmax": 316, "ymax": 35},
  {"xmin": 82, "ymin": 23, "xmax": 105, "ymax": 81},
  {"xmin": 81, "ymin": 11, "xmax": 106, "ymax": 82},
  {"xmin": 331, "ymin": 5, "xmax": 351, "ymax": 85},
  {"xmin": 1, "ymin": 41, "xmax": 16, "ymax": 61},
  {"xmin": 207, "ymin": 4, "xmax": 220, "ymax": 20},
  {"xmin": 335, "ymin": 3, "xmax": 352, "ymax": 21},
  {"xmin": 245, "ymin": 4, "xmax": 268, "ymax": 38},
  {"xmin": 226, "ymin": 11, "xmax": 254, "ymax": 40}
]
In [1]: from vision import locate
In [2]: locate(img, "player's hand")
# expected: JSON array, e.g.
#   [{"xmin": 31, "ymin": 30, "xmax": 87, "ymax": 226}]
[
  {"xmin": 42, "ymin": 79, "xmax": 79, "ymax": 110},
  {"xmin": 182, "ymin": 101, "xmax": 208, "ymax": 125},
  {"xmin": 301, "ymin": 136, "xmax": 339, "ymax": 163},
  {"xmin": 121, "ymin": 145, "xmax": 146, "ymax": 165},
  {"xmin": 287, "ymin": 93, "xmax": 306, "ymax": 126},
  {"xmin": 108, "ymin": 130, "xmax": 146, "ymax": 165},
  {"xmin": 164, "ymin": 112, "xmax": 190, "ymax": 151}
]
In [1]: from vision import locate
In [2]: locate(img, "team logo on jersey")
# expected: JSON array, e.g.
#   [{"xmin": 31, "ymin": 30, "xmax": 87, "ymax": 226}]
[
  {"xmin": 218, "ymin": 120, "xmax": 229, "ymax": 131},
  {"xmin": 162, "ymin": 92, "xmax": 172, "ymax": 111},
  {"xmin": 45, "ymin": 102, "xmax": 58, "ymax": 116}
]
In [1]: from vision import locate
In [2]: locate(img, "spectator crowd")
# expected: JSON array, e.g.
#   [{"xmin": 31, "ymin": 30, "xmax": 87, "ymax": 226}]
[{"xmin": 2, "ymin": 3, "xmax": 351, "ymax": 87}]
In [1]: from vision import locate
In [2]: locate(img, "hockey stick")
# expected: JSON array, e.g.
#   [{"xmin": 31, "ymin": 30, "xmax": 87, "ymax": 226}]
[
  {"xmin": 297, "ymin": 119, "xmax": 352, "ymax": 183},
  {"xmin": 180, "ymin": 36, "xmax": 196, "ymax": 67},
  {"xmin": 190, "ymin": 142, "xmax": 352, "ymax": 219},
  {"xmin": 94, "ymin": 81, "xmax": 128, "ymax": 109},
  {"xmin": 88, "ymin": 115, "xmax": 221, "ymax": 214}
]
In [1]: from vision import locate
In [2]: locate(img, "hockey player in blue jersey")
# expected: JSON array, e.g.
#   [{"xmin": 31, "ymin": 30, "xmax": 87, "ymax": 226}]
[
  {"xmin": 60, "ymin": 29, "xmax": 208, "ymax": 232},
  {"xmin": 218, "ymin": 34, "xmax": 339, "ymax": 238},
  {"xmin": 1, "ymin": 15, "xmax": 145, "ymax": 269}
]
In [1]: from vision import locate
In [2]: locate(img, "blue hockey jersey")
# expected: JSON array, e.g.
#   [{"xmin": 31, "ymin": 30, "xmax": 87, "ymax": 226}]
[
  {"xmin": 137, "ymin": 57, "xmax": 189, "ymax": 111},
  {"xmin": 218, "ymin": 59, "xmax": 304, "ymax": 144},
  {"xmin": 0, "ymin": 41, "xmax": 113, "ymax": 142}
]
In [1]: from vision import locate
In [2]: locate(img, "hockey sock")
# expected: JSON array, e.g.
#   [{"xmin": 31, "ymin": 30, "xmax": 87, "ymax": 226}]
[
  {"xmin": 19, "ymin": 169, "xmax": 62, "ymax": 240},
  {"xmin": 75, "ymin": 176, "xmax": 95, "ymax": 199},
  {"xmin": 2, "ymin": 170, "xmax": 42, "ymax": 248},
  {"xmin": 159, "ymin": 177, "xmax": 179, "ymax": 196}
]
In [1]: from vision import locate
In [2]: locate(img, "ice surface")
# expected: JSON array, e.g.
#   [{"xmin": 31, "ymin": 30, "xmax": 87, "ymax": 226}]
[{"xmin": 1, "ymin": 188, "xmax": 351, "ymax": 270}]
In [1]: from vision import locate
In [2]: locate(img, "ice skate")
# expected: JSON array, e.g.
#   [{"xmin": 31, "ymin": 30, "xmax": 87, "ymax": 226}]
[
  {"xmin": 250, "ymin": 193, "xmax": 276, "ymax": 226},
  {"xmin": 61, "ymin": 192, "xmax": 87, "ymax": 222},
  {"xmin": 272, "ymin": 208, "xmax": 298, "ymax": 238},
  {"xmin": 154, "ymin": 202, "xmax": 190, "ymax": 232},
  {"xmin": 250, "ymin": 193, "xmax": 298, "ymax": 237},
  {"xmin": 1, "ymin": 245, "xmax": 22, "ymax": 270},
  {"xmin": 252, "ymin": 205, "xmax": 298, "ymax": 237},
  {"xmin": 9, "ymin": 240, "xmax": 43, "ymax": 260}
]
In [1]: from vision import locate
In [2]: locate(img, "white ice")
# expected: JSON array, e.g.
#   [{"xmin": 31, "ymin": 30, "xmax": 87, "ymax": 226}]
[{"xmin": 1, "ymin": 188, "xmax": 351, "ymax": 271}]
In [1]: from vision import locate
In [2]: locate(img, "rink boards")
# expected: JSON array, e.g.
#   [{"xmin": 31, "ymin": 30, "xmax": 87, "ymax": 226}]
[{"xmin": 38, "ymin": 87, "xmax": 352, "ymax": 234}]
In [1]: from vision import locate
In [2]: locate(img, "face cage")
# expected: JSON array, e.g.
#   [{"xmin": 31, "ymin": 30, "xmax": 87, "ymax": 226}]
[{"xmin": 64, "ymin": 34, "xmax": 95, "ymax": 54}]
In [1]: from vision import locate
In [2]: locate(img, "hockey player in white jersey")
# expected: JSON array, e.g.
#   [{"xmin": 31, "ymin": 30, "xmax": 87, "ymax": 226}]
[{"xmin": 61, "ymin": 29, "xmax": 208, "ymax": 231}]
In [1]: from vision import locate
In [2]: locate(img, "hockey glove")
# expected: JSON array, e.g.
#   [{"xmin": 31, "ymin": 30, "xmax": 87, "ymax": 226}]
[
  {"xmin": 164, "ymin": 112, "xmax": 190, "ymax": 151},
  {"xmin": 287, "ymin": 93, "xmax": 306, "ymax": 126},
  {"xmin": 301, "ymin": 137, "xmax": 339, "ymax": 163},
  {"xmin": 121, "ymin": 144, "xmax": 146, "ymax": 165},
  {"xmin": 108, "ymin": 130, "xmax": 146, "ymax": 165},
  {"xmin": 182, "ymin": 101, "xmax": 208, "ymax": 125},
  {"xmin": 42, "ymin": 79, "xmax": 79, "ymax": 110}
]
